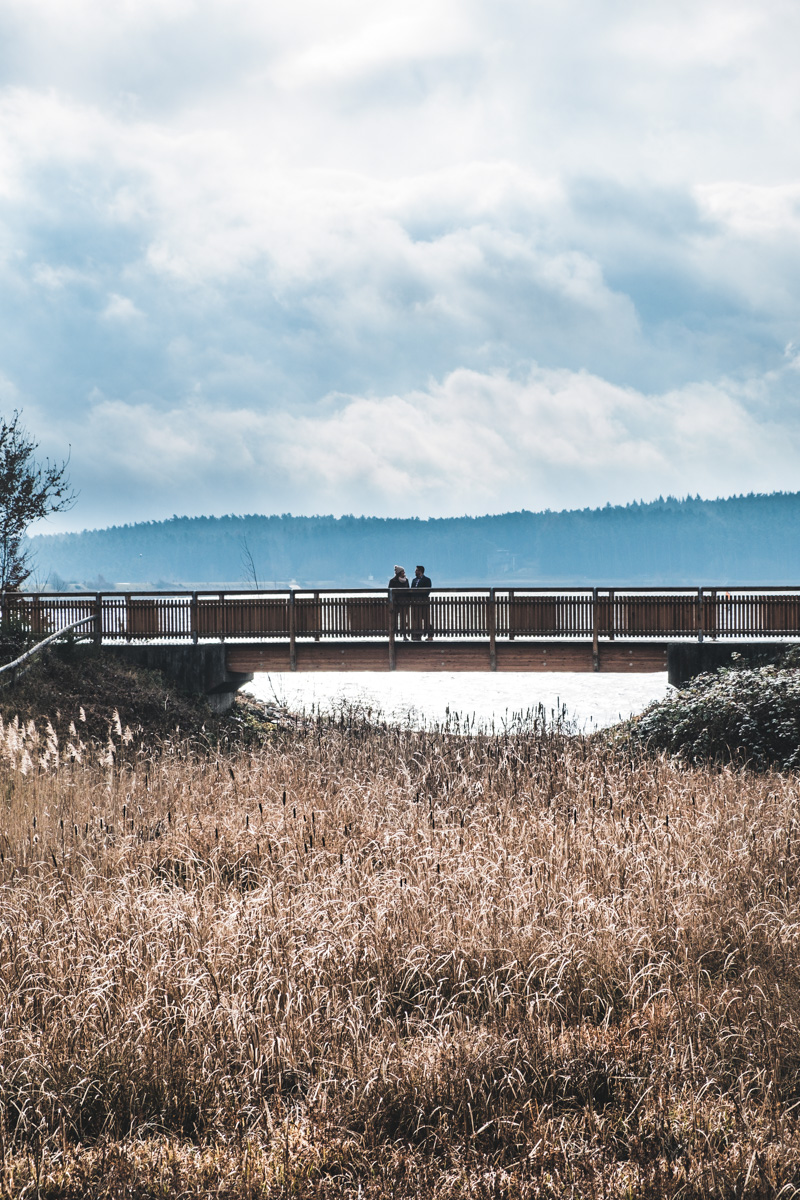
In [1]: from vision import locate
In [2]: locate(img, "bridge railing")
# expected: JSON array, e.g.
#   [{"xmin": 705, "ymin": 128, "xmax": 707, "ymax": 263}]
[{"xmin": 3, "ymin": 587, "xmax": 800, "ymax": 643}]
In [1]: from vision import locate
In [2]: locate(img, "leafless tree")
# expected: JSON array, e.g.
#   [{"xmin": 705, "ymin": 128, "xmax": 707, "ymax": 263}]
[{"xmin": 239, "ymin": 535, "xmax": 260, "ymax": 590}]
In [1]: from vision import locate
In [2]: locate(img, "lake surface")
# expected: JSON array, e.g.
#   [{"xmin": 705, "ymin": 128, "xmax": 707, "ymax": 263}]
[{"xmin": 245, "ymin": 670, "xmax": 671, "ymax": 731}]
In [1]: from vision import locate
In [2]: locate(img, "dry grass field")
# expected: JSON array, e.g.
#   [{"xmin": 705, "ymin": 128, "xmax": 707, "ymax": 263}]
[{"xmin": 1, "ymin": 701, "xmax": 800, "ymax": 1197}]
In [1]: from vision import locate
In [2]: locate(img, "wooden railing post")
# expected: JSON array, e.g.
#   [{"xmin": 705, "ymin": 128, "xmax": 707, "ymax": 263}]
[
  {"xmin": 190, "ymin": 592, "xmax": 198, "ymax": 644},
  {"xmin": 219, "ymin": 592, "xmax": 225, "ymax": 643},
  {"xmin": 697, "ymin": 586, "xmax": 704, "ymax": 643},
  {"xmin": 388, "ymin": 591, "xmax": 396, "ymax": 670},
  {"xmin": 608, "ymin": 589, "xmax": 615, "ymax": 641},
  {"xmin": 313, "ymin": 590, "xmax": 320, "ymax": 641},
  {"xmin": 94, "ymin": 594, "xmax": 102, "ymax": 646},
  {"xmin": 508, "ymin": 589, "xmax": 515, "ymax": 641},
  {"xmin": 710, "ymin": 588, "xmax": 717, "ymax": 641},
  {"xmin": 289, "ymin": 590, "xmax": 297, "ymax": 671},
  {"xmin": 591, "ymin": 588, "xmax": 599, "ymax": 671},
  {"xmin": 488, "ymin": 588, "xmax": 497, "ymax": 671}
]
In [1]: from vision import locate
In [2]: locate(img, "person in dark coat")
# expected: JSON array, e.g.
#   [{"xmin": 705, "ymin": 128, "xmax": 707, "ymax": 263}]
[
  {"xmin": 410, "ymin": 564, "xmax": 433, "ymax": 640},
  {"xmin": 388, "ymin": 565, "xmax": 410, "ymax": 637}
]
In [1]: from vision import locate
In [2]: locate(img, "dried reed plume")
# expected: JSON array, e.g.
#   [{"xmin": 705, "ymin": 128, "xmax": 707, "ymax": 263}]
[{"xmin": 1, "ymin": 704, "xmax": 799, "ymax": 1197}]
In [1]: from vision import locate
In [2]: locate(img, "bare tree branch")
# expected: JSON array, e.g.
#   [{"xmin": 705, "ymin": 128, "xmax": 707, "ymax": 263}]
[{"xmin": 239, "ymin": 535, "xmax": 260, "ymax": 590}]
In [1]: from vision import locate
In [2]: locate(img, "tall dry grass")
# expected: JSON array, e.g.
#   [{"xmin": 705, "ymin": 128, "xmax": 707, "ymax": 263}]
[{"xmin": 1, "ymin": 705, "xmax": 800, "ymax": 1196}]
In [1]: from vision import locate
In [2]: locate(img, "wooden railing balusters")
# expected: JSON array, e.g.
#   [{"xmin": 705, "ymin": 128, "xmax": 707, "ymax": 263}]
[
  {"xmin": 12, "ymin": 586, "xmax": 800, "ymax": 651},
  {"xmin": 289, "ymin": 590, "xmax": 296, "ymax": 671},
  {"xmin": 697, "ymin": 588, "xmax": 704, "ymax": 643},
  {"xmin": 609, "ymin": 589, "xmax": 615, "ymax": 640},
  {"xmin": 388, "ymin": 592, "xmax": 396, "ymax": 670}
]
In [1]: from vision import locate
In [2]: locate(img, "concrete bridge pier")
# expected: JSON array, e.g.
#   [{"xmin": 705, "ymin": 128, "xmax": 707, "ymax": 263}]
[
  {"xmin": 667, "ymin": 642, "xmax": 793, "ymax": 687},
  {"xmin": 99, "ymin": 644, "xmax": 254, "ymax": 714}
]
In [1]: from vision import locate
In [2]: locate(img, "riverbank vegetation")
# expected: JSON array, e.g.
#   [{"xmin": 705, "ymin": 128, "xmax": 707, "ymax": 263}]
[
  {"xmin": 0, "ymin": 644, "xmax": 285, "ymax": 751},
  {"xmin": 626, "ymin": 650, "xmax": 800, "ymax": 771},
  {"xmin": 2, "ymin": 693, "xmax": 800, "ymax": 1197}
]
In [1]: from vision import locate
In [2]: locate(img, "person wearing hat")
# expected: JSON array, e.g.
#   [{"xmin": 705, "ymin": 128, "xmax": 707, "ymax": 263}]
[{"xmin": 388, "ymin": 565, "xmax": 410, "ymax": 638}]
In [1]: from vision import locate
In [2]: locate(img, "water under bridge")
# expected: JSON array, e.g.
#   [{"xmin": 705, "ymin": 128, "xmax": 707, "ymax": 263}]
[{"xmin": 7, "ymin": 587, "xmax": 800, "ymax": 708}]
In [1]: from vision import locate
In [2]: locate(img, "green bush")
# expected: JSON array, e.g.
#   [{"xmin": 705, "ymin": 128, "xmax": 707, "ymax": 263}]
[{"xmin": 627, "ymin": 657, "xmax": 800, "ymax": 770}]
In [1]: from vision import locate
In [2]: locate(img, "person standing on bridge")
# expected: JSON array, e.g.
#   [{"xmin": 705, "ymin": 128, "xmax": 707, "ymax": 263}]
[
  {"xmin": 388, "ymin": 565, "xmax": 410, "ymax": 638},
  {"xmin": 410, "ymin": 564, "xmax": 433, "ymax": 640}
]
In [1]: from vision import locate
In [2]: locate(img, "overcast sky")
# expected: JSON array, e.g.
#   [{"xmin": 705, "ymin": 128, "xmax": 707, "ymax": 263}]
[{"xmin": 2, "ymin": 0, "xmax": 800, "ymax": 532}]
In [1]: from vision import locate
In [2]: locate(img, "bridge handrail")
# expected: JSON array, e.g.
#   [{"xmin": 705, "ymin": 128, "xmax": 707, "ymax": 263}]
[
  {"xmin": 4, "ymin": 588, "xmax": 800, "ymax": 644},
  {"xmin": 19, "ymin": 584, "xmax": 800, "ymax": 595}
]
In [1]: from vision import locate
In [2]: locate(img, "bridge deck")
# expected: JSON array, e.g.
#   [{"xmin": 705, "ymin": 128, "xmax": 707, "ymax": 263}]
[{"xmin": 227, "ymin": 640, "xmax": 670, "ymax": 673}]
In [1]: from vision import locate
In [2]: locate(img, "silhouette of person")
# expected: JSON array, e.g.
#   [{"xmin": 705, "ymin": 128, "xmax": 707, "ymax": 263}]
[
  {"xmin": 388, "ymin": 565, "xmax": 410, "ymax": 638},
  {"xmin": 410, "ymin": 564, "xmax": 433, "ymax": 640}
]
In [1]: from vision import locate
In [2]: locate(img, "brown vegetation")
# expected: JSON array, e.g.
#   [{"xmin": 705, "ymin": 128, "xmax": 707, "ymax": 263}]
[
  {"xmin": 1, "ymin": 703, "xmax": 800, "ymax": 1197},
  {"xmin": 0, "ymin": 646, "xmax": 227, "ymax": 747},
  {"xmin": 0, "ymin": 645, "xmax": 291, "ymax": 760}
]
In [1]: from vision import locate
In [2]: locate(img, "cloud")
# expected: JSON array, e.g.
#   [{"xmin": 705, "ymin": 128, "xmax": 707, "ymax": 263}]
[
  {"xmin": 34, "ymin": 360, "xmax": 800, "ymax": 533},
  {"xmin": 0, "ymin": 0, "xmax": 799, "ymax": 530},
  {"xmin": 102, "ymin": 293, "xmax": 143, "ymax": 322}
]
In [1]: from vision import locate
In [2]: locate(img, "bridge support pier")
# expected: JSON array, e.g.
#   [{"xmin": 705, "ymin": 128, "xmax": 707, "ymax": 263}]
[
  {"xmin": 94, "ymin": 645, "xmax": 254, "ymax": 713},
  {"xmin": 667, "ymin": 642, "xmax": 794, "ymax": 687}
]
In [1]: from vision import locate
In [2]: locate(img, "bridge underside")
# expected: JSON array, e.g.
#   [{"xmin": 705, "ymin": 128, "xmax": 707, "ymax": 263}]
[{"xmin": 226, "ymin": 640, "xmax": 670, "ymax": 674}]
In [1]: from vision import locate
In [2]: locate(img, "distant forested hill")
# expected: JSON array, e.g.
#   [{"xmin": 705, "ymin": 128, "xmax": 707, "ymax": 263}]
[{"xmin": 26, "ymin": 493, "xmax": 800, "ymax": 589}]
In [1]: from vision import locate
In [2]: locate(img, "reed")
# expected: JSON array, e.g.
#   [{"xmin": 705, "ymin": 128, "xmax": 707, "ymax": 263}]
[{"xmin": 1, "ymin": 705, "xmax": 800, "ymax": 1197}]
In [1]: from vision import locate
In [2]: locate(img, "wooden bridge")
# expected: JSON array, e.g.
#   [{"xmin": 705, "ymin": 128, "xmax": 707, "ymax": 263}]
[{"xmin": 7, "ymin": 587, "xmax": 800, "ymax": 676}]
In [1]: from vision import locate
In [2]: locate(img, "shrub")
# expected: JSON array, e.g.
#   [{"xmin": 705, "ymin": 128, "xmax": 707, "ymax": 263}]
[{"xmin": 628, "ymin": 657, "xmax": 800, "ymax": 769}]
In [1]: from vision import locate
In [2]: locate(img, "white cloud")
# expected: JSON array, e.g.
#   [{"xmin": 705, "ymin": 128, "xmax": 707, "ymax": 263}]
[
  {"xmin": 102, "ymin": 293, "xmax": 143, "ymax": 322},
  {"xmin": 695, "ymin": 182, "xmax": 800, "ymax": 236},
  {"xmin": 32, "ymin": 263, "xmax": 89, "ymax": 290},
  {"xmin": 37, "ymin": 362, "xmax": 800, "ymax": 532},
  {"xmin": 0, "ymin": 0, "xmax": 799, "ymax": 528}
]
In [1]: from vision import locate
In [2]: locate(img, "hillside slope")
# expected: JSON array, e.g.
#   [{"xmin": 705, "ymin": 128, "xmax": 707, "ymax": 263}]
[{"xmin": 28, "ymin": 490, "xmax": 800, "ymax": 588}]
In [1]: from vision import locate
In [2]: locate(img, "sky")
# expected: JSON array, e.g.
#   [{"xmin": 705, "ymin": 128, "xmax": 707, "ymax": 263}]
[{"xmin": 2, "ymin": 0, "xmax": 800, "ymax": 532}]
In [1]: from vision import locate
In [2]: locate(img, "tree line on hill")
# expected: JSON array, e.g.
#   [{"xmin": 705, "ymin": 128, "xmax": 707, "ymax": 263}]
[{"xmin": 25, "ymin": 491, "xmax": 800, "ymax": 590}]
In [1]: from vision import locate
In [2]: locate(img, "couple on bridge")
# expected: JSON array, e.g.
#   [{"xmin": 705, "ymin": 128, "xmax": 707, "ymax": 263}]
[{"xmin": 388, "ymin": 565, "xmax": 433, "ymax": 641}]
